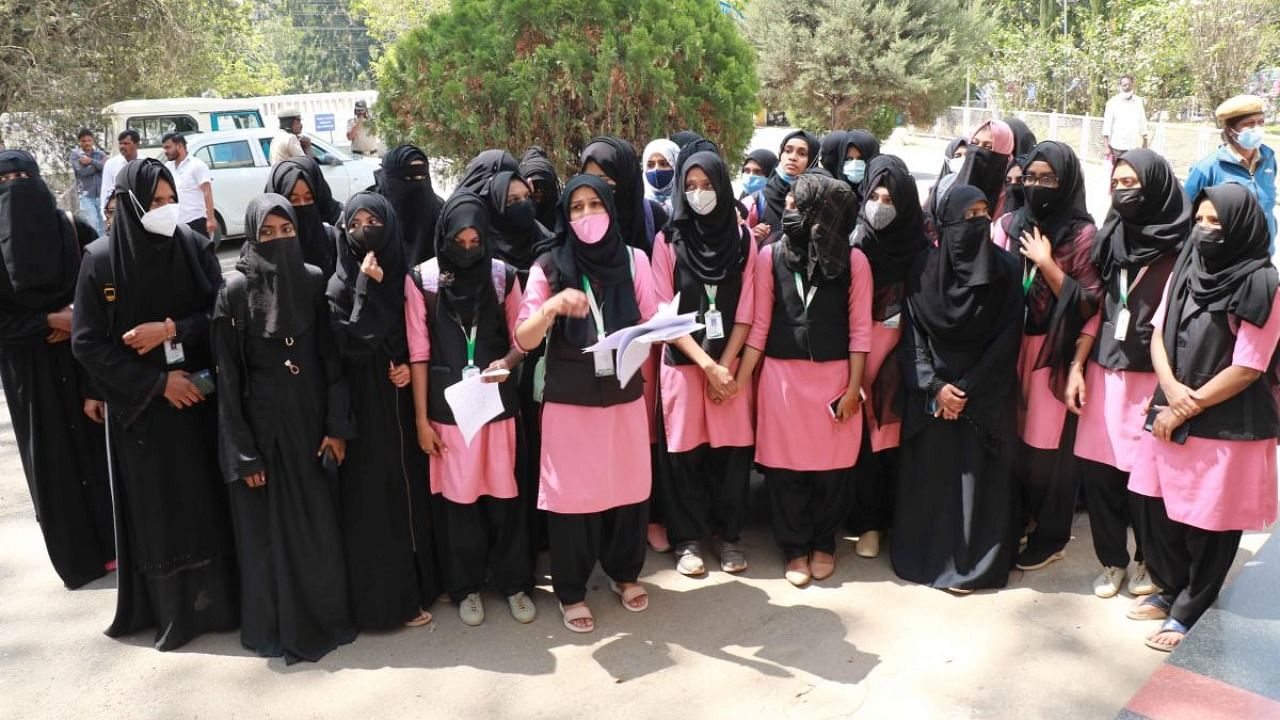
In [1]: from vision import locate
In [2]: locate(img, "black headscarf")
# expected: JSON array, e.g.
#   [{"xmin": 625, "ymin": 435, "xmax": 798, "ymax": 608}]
[
  {"xmin": 235, "ymin": 195, "xmax": 313, "ymax": 339},
  {"xmin": 519, "ymin": 146, "xmax": 561, "ymax": 230},
  {"xmin": 549, "ymin": 175, "xmax": 640, "ymax": 347},
  {"xmin": 580, "ymin": 137, "xmax": 650, "ymax": 252},
  {"xmin": 265, "ymin": 158, "xmax": 337, "ymax": 274},
  {"xmin": 376, "ymin": 144, "xmax": 444, "ymax": 266},
  {"xmin": 842, "ymin": 130, "xmax": 881, "ymax": 196},
  {"xmin": 1092, "ymin": 148, "xmax": 1190, "ymax": 283},
  {"xmin": 108, "ymin": 158, "xmax": 216, "ymax": 328},
  {"xmin": 743, "ymin": 148, "xmax": 778, "ymax": 179},
  {"xmin": 780, "ymin": 174, "xmax": 857, "ymax": 286},
  {"xmin": 954, "ymin": 147, "xmax": 1012, "ymax": 214},
  {"xmin": 434, "ymin": 191, "xmax": 497, "ymax": 327},
  {"xmin": 1006, "ymin": 118, "xmax": 1038, "ymax": 160},
  {"xmin": 1164, "ymin": 185, "xmax": 1278, "ymax": 348},
  {"xmin": 1007, "ymin": 141, "xmax": 1093, "ymax": 247},
  {"xmin": 675, "ymin": 138, "xmax": 719, "ymax": 179},
  {"xmin": 670, "ymin": 130, "xmax": 702, "ymax": 149},
  {"xmin": 327, "ymin": 192, "xmax": 408, "ymax": 355},
  {"xmin": 666, "ymin": 151, "xmax": 748, "ymax": 284},
  {"xmin": 457, "ymin": 149, "xmax": 520, "ymax": 197},
  {"xmin": 818, "ymin": 131, "xmax": 849, "ymax": 177},
  {"xmin": 0, "ymin": 150, "xmax": 80, "ymax": 310},
  {"xmin": 266, "ymin": 156, "xmax": 340, "ymax": 224},
  {"xmin": 909, "ymin": 185, "xmax": 1014, "ymax": 343},
  {"xmin": 939, "ymin": 138, "xmax": 967, "ymax": 178},
  {"xmin": 762, "ymin": 130, "xmax": 820, "ymax": 233},
  {"xmin": 852, "ymin": 156, "xmax": 928, "ymax": 288},
  {"xmin": 485, "ymin": 170, "xmax": 549, "ymax": 271}
]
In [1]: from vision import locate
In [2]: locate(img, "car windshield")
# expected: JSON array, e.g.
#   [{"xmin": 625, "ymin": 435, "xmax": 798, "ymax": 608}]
[{"xmin": 307, "ymin": 136, "xmax": 353, "ymax": 162}]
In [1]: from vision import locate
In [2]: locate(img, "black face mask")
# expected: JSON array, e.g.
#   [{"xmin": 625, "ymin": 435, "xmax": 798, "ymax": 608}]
[
  {"xmin": 1191, "ymin": 224, "xmax": 1226, "ymax": 263},
  {"xmin": 1023, "ymin": 185, "xmax": 1060, "ymax": 218},
  {"xmin": 1005, "ymin": 183, "xmax": 1025, "ymax": 205},
  {"xmin": 503, "ymin": 199, "xmax": 536, "ymax": 232},
  {"xmin": 443, "ymin": 241, "xmax": 484, "ymax": 269},
  {"xmin": 781, "ymin": 209, "xmax": 804, "ymax": 239},
  {"xmin": 1112, "ymin": 187, "xmax": 1145, "ymax": 220},
  {"xmin": 350, "ymin": 224, "xmax": 388, "ymax": 253}
]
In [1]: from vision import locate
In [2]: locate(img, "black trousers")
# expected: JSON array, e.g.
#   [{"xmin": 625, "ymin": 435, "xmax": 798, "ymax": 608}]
[
  {"xmin": 547, "ymin": 501, "xmax": 647, "ymax": 605},
  {"xmin": 1080, "ymin": 459, "xmax": 1144, "ymax": 568},
  {"xmin": 1138, "ymin": 494, "xmax": 1242, "ymax": 628},
  {"xmin": 1019, "ymin": 414, "xmax": 1081, "ymax": 556},
  {"xmin": 847, "ymin": 423, "xmax": 899, "ymax": 535},
  {"xmin": 186, "ymin": 218, "xmax": 209, "ymax": 238},
  {"xmin": 433, "ymin": 494, "xmax": 533, "ymax": 602},
  {"xmin": 766, "ymin": 467, "xmax": 848, "ymax": 560},
  {"xmin": 663, "ymin": 444, "xmax": 752, "ymax": 545}
]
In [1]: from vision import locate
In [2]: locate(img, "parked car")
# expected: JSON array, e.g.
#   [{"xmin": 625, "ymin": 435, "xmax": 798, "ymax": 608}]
[
  {"xmin": 182, "ymin": 129, "xmax": 380, "ymax": 240},
  {"xmin": 103, "ymin": 98, "xmax": 265, "ymax": 158}
]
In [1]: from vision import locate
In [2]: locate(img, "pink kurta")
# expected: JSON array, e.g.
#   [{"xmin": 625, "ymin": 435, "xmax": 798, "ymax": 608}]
[
  {"xmin": 1128, "ymin": 290, "xmax": 1280, "ymax": 532},
  {"xmin": 862, "ymin": 320, "xmax": 903, "ymax": 452},
  {"xmin": 1073, "ymin": 312, "xmax": 1158, "ymax": 471},
  {"xmin": 404, "ymin": 274, "xmax": 521, "ymax": 504},
  {"xmin": 1016, "ymin": 333, "xmax": 1068, "ymax": 449},
  {"xmin": 651, "ymin": 232, "xmax": 757, "ymax": 453},
  {"xmin": 748, "ymin": 245, "xmax": 873, "ymax": 471},
  {"xmin": 516, "ymin": 249, "xmax": 658, "ymax": 514}
]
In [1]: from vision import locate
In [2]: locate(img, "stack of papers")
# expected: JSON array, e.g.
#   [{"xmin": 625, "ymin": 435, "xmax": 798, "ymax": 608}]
[
  {"xmin": 444, "ymin": 368, "xmax": 510, "ymax": 447},
  {"xmin": 583, "ymin": 293, "xmax": 704, "ymax": 388}
]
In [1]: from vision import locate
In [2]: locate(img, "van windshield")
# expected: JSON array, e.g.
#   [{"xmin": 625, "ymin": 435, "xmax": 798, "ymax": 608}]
[{"xmin": 212, "ymin": 111, "xmax": 263, "ymax": 131}]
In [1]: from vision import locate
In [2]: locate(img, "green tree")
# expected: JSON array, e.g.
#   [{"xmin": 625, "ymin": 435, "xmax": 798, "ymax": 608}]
[
  {"xmin": 348, "ymin": 0, "xmax": 442, "ymax": 47},
  {"xmin": 1186, "ymin": 0, "xmax": 1280, "ymax": 111},
  {"xmin": 267, "ymin": 0, "xmax": 376, "ymax": 92},
  {"xmin": 374, "ymin": 0, "xmax": 759, "ymax": 176},
  {"xmin": 745, "ymin": 0, "xmax": 987, "ymax": 134}
]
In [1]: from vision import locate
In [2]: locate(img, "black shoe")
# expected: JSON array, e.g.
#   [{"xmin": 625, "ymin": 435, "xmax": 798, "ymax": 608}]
[{"xmin": 1016, "ymin": 546, "xmax": 1066, "ymax": 571}]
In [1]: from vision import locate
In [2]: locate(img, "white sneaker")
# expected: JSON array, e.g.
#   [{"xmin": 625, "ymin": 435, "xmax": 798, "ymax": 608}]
[
  {"xmin": 855, "ymin": 531, "xmax": 881, "ymax": 558},
  {"xmin": 1092, "ymin": 566, "xmax": 1127, "ymax": 598},
  {"xmin": 1128, "ymin": 563, "xmax": 1158, "ymax": 596},
  {"xmin": 507, "ymin": 591, "xmax": 536, "ymax": 624},
  {"xmin": 459, "ymin": 592, "xmax": 485, "ymax": 626},
  {"xmin": 675, "ymin": 542, "xmax": 706, "ymax": 576}
]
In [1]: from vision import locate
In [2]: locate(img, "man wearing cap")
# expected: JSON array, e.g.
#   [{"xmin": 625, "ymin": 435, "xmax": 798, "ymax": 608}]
[
  {"xmin": 269, "ymin": 108, "xmax": 309, "ymax": 165},
  {"xmin": 1184, "ymin": 94, "xmax": 1277, "ymax": 244},
  {"xmin": 346, "ymin": 100, "xmax": 379, "ymax": 157}
]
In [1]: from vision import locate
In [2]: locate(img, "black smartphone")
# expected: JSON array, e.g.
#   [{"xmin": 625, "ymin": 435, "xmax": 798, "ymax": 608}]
[
  {"xmin": 1143, "ymin": 406, "xmax": 1189, "ymax": 445},
  {"xmin": 190, "ymin": 368, "xmax": 216, "ymax": 396}
]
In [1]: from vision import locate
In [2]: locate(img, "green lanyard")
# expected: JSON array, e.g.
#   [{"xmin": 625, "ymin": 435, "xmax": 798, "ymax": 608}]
[
  {"xmin": 705, "ymin": 284, "xmax": 718, "ymax": 312},
  {"xmin": 1117, "ymin": 266, "xmax": 1150, "ymax": 309},
  {"xmin": 463, "ymin": 324, "xmax": 477, "ymax": 368},
  {"xmin": 582, "ymin": 276, "xmax": 606, "ymax": 338},
  {"xmin": 793, "ymin": 272, "xmax": 817, "ymax": 311},
  {"xmin": 1022, "ymin": 263, "xmax": 1038, "ymax": 295}
]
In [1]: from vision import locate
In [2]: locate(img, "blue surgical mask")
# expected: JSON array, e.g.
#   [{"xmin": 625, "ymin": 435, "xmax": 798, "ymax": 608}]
[
  {"xmin": 645, "ymin": 168, "xmax": 674, "ymax": 192},
  {"xmin": 1235, "ymin": 126, "xmax": 1266, "ymax": 151},
  {"xmin": 843, "ymin": 158, "xmax": 866, "ymax": 184},
  {"xmin": 777, "ymin": 169, "xmax": 796, "ymax": 186},
  {"xmin": 741, "ymin": 173, "xmax": 766, "ymax": 194}
]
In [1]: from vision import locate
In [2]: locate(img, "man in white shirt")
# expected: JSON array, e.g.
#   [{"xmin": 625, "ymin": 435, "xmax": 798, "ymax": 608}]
[
  {"xmin": 161, "ymin": 132, "xmax": 217, "ymax": 238},
  {"xmin": 100, "ymin": 129, "xmax": 140, "ymax": 224},
  {"xmin": 1102, "ymin": 74, "xmax": 1149, "ymax": 164},
  {"xmin": 269, "ymin": 109, "xmax": 308, "ymax": 165}
]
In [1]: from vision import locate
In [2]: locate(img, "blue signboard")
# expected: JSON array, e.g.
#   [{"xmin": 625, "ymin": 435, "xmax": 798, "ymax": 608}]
[{"xmin": 314, "ymin": 113, "xmax": 336, "ymax": 132}]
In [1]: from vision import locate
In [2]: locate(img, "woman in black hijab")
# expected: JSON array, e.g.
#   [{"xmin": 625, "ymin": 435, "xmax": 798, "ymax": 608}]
[
  {"xmin": 652, "ymin": 150, "xmax": 755, "ymax": 576},
  {"xmin": 214, "ymin": 195, "xmax": 355, "ymax": 663},
  {"xmin": 840, "ymin": 130, "xmax": 881, "ymax": 200},
  {"xmin": 483, "ymin": 170, "xmax": 553, "ymax": 281},
  {"xmin": 844, "ymin": 155, "xmax": 929, "ymax": 558},
  {"xmin": 754, "ymin": 130, "xmax": 819, "ymax": 245},
  {"xmin": 376, "ymin": 144, "xmax": 445, "ymax": 266},
  {"xmin": 327, "ymin": 191, "xmax": 439, "ymax": 629},
  {"xmin": 513, "ymin": 174, "xmax": 657, "ymax": 633},
  {"xmin": 994, "ymin": 140, "xmax": 1102, "ymax": 572},
  {"xmin": 734, "ymin": 173, "xmax": 869, "ymax": 586},
  {"xmin": 0, "ymin": 150, "xmax": 113, "ymax": 589},
  {"xmin": 581, "ymin": 136, "xmax": 668, "ymax": 254},
  {"xmin": 670, "ymin": 130, "xmax": 702, "ymax": 149},
  {"xmin": 1128, "ymin": 183, "xmax": 1279, "ymax": 652},
  {"xmin": 457, "ymin": 149, "xmax": 521, "ymax": 198},
  {"xmin": 266, "ymin": 158, "xmax": 340, "ymax": 276},
  {"xmin": 72, "ymin": 158, "xmax": 236, "ymax": 651},
  {"xmin": 1003, "ymin": 119, "xmax": 1038, "ymax": 215},
  {"xmin": 892, "ymin": 184, "xmax": 1022, "ymax": 591},
  {"xmin": 520, "ymin": 146, "xmax": 561, "ymax": 231},
  {"xmin": 1063, "ymin": 149, "xmax": 1188, "ymax": 600},
  {"xmin": 406, "ymin": 191, "xmax": 535, "ymax": 626}
]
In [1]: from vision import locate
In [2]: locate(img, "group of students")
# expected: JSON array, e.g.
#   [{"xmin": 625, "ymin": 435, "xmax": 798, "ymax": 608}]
[{"xmin": 0, "ymin": 101, "xmax": 1276, "ymax": 664}]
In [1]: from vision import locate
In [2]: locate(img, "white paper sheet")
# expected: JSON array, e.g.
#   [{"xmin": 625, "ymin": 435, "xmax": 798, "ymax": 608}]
[
  {"xmin": 582, "ymin": 293, "xmax": 704, "ymax": 388},
  {"xmin": 443, "ymin": 373, "xmax": 505, "ymax": 447}
]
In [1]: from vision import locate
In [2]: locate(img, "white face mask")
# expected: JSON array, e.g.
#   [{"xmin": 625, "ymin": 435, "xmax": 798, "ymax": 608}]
[
  {"xmin": 947, "ymin": 156, "xmax": 966, "ymax": 174},
  {"xmin": 685, "ymin": 188, "xmax": 717, "ymax": 216},
  {"xmin": 864, "ymin": 200, "xmax": 897, "ymax": 230},
  {"xmin": 132, "ymin": 192, "xmax": 180, "ymax": 237}
]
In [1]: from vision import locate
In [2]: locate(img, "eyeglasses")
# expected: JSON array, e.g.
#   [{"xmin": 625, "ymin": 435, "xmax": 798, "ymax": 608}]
[{"xmin": 1021, "ymin": 174, "xmax": 1060, "ymax": 188}]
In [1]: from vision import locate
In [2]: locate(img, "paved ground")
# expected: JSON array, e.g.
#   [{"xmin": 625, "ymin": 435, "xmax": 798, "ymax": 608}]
[{"xmin": 1, "ymin": 131, "xmax": 1274, "ymax": 719}]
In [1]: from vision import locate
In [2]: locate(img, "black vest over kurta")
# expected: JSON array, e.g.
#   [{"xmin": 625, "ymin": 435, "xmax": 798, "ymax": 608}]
[
  {"xmin": 764, "ymin": 247, "xmax": 850, "ymax": 362},
  {"xmin": 663, "ymin": 249, "xmax": 745, "ymax": 367},
  {"xmin": 1092, "ymin": 254, "xmax": 1177, "ymax": 373}
]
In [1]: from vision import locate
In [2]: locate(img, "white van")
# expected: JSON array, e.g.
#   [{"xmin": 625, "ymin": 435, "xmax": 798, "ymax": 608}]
[{"xmin": 102, "ymin": 98, "xmax": 264, "ymax": 156}]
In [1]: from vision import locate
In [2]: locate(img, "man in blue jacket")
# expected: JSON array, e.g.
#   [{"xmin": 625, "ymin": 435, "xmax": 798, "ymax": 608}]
[{"xmin": 1184, "ymin": 95, "xmax": 1277, "ymax": 248}]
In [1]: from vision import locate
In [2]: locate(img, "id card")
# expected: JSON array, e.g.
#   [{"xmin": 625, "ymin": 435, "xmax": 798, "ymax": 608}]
[
  {"xmin": 164, "ymin": 340, "xmax": 185, "ymax": 365},
  {"xmin": 704, "ymin": 309, "xmax": 725, "ymax": 340},
  {"xmin": 882, "ymin": 313, "xmax": 901, "ymax": 329},
  {"xmin": 1113, "ymin": 308, "xmax": 1131, "ymax": 342},
  {"xmin": 462, "ymin": 365, "xmax": 481, "ymax": 380},
  {"xmin": 593, "ymin": 349, "xmax": 615, "ymax": 377}
]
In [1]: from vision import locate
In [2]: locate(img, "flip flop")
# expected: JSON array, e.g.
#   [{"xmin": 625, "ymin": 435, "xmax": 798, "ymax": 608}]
[
  {"xmin": 610, "ymin": 581, "xmax": 649, "ymax": 612},
  {"xmin": 1126, "ymin": 593, "xmax": 1171, "ymax": 621},
  {"xmin": 1144, "ymin": 617, "xmax": 1188, "ymax": 653},
  {"xmin": 560, "ymin": 602, "xmax": 595, "ymax": 633},
  {"xmin": 404, "ymin": 609, "xmax": 433, "ymax": 627}
]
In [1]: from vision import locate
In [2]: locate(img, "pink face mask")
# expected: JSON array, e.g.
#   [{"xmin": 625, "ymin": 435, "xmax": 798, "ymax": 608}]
[{"xmin": 570, "ymin": 212, "xmax": 610, "ymax": 245}]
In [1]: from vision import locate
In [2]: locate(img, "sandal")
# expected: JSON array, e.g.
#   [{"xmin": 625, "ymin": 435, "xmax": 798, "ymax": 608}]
[
  {"xmin": 610, "ymin": 581, "xmax": 649, "ymax": 612},
  {"xmin": 1126, "ymin": 593, "xmax": 1171, "ymax": 621},
  {"xmin": 810, "ymin": 551, "xmax": 836, "ymax": 581},
  {"xmin": 647, "ymin": 523, "xmax": 672, "ymax": 553},
  {"xmin": 785, "ymin": 557, "xmax": 811, "ymax": 587},
  {"xmin": 1144, "ymin": 617, "xmax": 1188, "ymax": 653},
  {"xmin": 560, "ymin": 602, "xmax": 595, "ymax": 633},
  {"xmin": 404, "ymin": 609, "xmax": 433, "ymax": 627}
]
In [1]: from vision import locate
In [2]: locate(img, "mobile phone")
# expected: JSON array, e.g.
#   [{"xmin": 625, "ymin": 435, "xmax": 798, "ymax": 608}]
[
  {"xmin": 189, "ymin": 369, "xmax": 216, "ymax": 396},
  {"xmin": 828, "ymin": 396, "xmax": 842, "ymax": 419}
]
